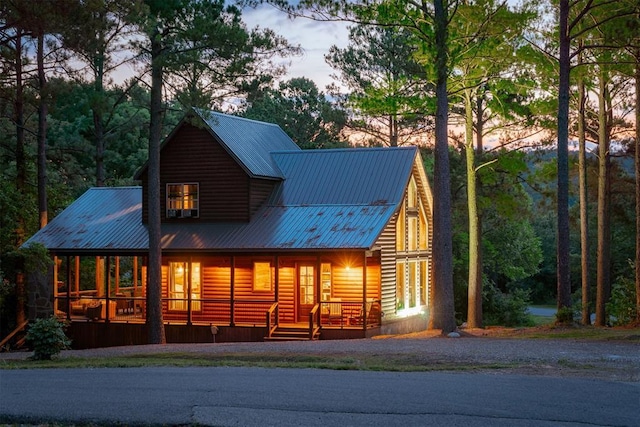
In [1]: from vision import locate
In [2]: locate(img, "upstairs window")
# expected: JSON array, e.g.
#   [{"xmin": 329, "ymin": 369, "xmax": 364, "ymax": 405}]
[{"xmin": 167, "ymin": 183, "xmax": 199, "ymax": 218}]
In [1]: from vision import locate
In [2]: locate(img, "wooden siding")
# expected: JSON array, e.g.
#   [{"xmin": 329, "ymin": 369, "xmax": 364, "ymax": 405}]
[
  {"xmin": 375, "ymin": 216, "xmax": 398, "ymax": 318},
  {"xmin": 141, "ymin": 123, "xmax": 253, "ymax": 223},
  {"xmin": 277, "ymin": 260, "xmax": 295, "ymax": 323},
  {"xmin": 250, "ymin": 179, "xmax": 277, "ymax": 216}
]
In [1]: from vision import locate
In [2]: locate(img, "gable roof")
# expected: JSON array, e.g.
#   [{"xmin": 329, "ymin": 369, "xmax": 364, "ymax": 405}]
[
  {"xmin": 134, "ymin": 109, "xmax": 300, "ymax": 181},
  {"xmin": 195, "ymin": 109, "xmax": 300, "ymax": 179},
  {"xmin": 24, "ymin": 112, "xmax": 428, "ymax": 254}
]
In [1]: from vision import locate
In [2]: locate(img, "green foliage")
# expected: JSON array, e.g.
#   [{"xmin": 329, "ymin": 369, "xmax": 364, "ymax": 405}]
[
  {"xmin": 555, "ymin": 306, "xmax": 575, "ymax": 325},
  {"xmin": 0, "ymin": 270, "xmax": 15, "ymax": 309},
  {"xmin": 25, "ymin": 316, "xmax": 71, "ymax": 360},
  {"xmin": 606, "ymin": 276, "xmax": 637, "ymax": 326},
  {"xmin": 243, "ymin": 77, "xmax": 349, "ymax": 148},
  {"xmin": 483, "ymin": 281, "xmax": 534, "ymax": 327}
]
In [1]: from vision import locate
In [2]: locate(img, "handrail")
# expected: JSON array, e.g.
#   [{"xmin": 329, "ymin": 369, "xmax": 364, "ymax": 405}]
[
  {"xmin": 308, "ymin": 303, "xmax": 320, "ymax": 339},
  {"xmin": 0, "ymin": 320, "xmax": 29, "ymax": 352},
  {"xmin": 266, "ymin": 302, "xmax": 278, "ymax": 338}
]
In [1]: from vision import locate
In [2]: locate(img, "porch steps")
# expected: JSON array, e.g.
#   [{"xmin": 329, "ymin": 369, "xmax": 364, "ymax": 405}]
[{"xmin": 264, "ymin": 326, "xmax": 320, "ymax": 341}]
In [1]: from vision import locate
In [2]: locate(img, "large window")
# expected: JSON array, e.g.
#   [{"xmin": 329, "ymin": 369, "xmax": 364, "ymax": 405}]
[
  {"xmin": 169, "ymin": 262, "xmax": 201, "ymax": 311},
  {"xmin": 167, "ymin": 183, "xmax": 199, "ymax": 218}
]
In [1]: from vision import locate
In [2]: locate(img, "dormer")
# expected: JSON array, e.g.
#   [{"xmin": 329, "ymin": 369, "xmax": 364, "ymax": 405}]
[{"xmin": 134, "ymin": 110, "xmax": 300, "ymax": 224}]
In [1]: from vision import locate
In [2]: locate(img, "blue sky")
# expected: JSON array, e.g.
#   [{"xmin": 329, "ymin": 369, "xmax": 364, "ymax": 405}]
[{"xmin": 242, "ymin": 4, "xmax": 350, "ymax": 90}]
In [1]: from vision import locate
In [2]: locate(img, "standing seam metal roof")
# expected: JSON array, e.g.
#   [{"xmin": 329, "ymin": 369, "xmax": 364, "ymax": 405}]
[
  {"xmin": 24, "ymin": 114, "xmax": 424, "ymax": 253},
  {"xmin": 194, "ymin": 109, "xmax": 300, "ymax": 179}
]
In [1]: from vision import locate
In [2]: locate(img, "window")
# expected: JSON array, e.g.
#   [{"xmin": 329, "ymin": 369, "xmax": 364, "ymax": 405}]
[
  {"xmin": 408, "ymin": 177, "xmax": 418, "ymax": 208},
  {"xmin": 169, "ymin": 262, "xmax": 201, "ymax": 311},
  {"xmin": 321, "ymin": 263, "xmax": 332, "ymax": 301},
  {"xmin": 167, "ymin": 183, "xmax": 199, "ymax": 218},
  {"xmin": 253, "ymin": 262, "xmax": 272, "ymax": 291},
  {"xmin": 299, "ymin": 265, "xmax": 315, "ymax": 305}
]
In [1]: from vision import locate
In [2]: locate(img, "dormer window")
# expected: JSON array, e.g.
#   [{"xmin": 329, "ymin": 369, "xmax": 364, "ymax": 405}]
[{"xmin": 167, "ymin": 183, "xmax": 199, "ymax": 218}]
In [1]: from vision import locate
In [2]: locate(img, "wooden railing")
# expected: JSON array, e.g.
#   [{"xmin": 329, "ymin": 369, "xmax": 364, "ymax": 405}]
[
  {"xmin": 308, "ymin": 304, "xmax": 320, "ymax": 339},
  {"xmin": 266, "ymin": 302, "xmax": 278, "ymax": 338},
  {"xmin": 0, "ymin": 320, "xmax": 28, "ymax": 352}
]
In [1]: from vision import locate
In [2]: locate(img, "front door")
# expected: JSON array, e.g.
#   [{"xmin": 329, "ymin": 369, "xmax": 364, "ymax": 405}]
[{"xmin": 297, "ymin": 264, "xmax": 315, "ymax": 322}]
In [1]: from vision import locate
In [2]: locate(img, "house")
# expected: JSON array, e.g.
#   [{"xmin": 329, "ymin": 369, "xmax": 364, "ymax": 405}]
[{"xmin": 24, "ymin": 109, "xmax": 433, "ymax": 348}]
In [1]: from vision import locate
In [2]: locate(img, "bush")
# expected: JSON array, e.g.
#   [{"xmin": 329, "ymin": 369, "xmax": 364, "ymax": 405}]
[
  {"xmin": 26, "ymin": 316, "xmax": 71, "ymax": 360},
  {"xmin": 607, "ymin": 277, "xmax": 637, "ymax": 326},
  {"xmin": 483, "ymin": 281, "xmax": 534, "ymax": 327},
  {"xmin": 555, "ymin": 306, "xmax": 575, "ymax": 325}
]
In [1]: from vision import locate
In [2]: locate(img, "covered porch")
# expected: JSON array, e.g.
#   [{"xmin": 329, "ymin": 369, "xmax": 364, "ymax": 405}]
[{"xmin": 51, "ymin": 250, "xmax": 382, "ymax": 348}]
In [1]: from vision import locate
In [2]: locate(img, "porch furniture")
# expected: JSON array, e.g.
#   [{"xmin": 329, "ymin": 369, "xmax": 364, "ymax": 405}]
[
  {"xmin": 115, "ymin": 292, "xmax": 134, "ymax": 314},
  {"xmin": 321, "ymin": 300, "xmax": 343, "ymax": 325},
  {"xmin": 85, "ymin": 301, "xmax": 102, "ymax": 320},
  {"xmin": 70, "ymin": 298, "xmax": 93, "ymax": 316}
]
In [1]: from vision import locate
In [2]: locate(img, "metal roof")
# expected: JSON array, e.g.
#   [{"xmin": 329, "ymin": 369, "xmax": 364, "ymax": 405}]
[
  {"xmin": 25, "ymin": 135, "xmax": 422, "ymax": 253},
  {"xmin": 194, "ymin": 109, "xmax": 300, "ymax": 179},
  {"xmin": 23, "ymin": 187, "xmax": 148, "ymax": 253},
  {"xmin": 270, "ymin": 146, "xmax": 416, "ymax": 206}
]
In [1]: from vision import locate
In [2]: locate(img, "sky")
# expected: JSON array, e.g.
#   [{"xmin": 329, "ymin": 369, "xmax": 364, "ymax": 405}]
[{"xmin": 241, "ymin": 4, "xmax": 351, "ymax": 90}]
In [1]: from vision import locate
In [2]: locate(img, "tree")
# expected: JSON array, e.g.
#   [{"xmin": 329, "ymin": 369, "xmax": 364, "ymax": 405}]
[
  {"xmin": 325, "ymin": 24, "xmax": 433, "ymax": 147},
  {"xmin": 135, "ymin": 0, "xmax": 300, "ymax": 343},
  {"xmin": 243, "ymin": 77, "xmax": 348, "ymax": 148},
  {"xmin": 61, "ymin": 0, "xmax": 143, "ymax": 187}
]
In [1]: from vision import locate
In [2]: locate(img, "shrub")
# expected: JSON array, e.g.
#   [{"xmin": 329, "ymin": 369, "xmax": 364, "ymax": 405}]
[
  {"xmin": 483, "ymin": 281, "xmax": 534, "ymax": 327},
  {"xmin": 555, "ymin": 306, "xmax": 575, "ymax": 325},
  {"xmin": 607, "ymin": 277, "xmax": 637, "ymax": 326},
  {"xmin": 26, "ymin": 316, "xmax": 71, "ymax": 360}
]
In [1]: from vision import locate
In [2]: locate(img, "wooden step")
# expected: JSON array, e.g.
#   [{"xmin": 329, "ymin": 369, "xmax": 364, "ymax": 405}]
[{"xmin": 264, "ymin": 327, "xmax": 320, "ymax": 341}]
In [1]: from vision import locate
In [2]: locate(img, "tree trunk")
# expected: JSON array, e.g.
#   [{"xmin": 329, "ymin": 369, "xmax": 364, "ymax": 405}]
[
  {"xmin": 428, "ymin": 0, "xmax": 456, "ymax": 334},
  {"xmin": 94, "ymin": 52, "xmax": 106, "ymax": 187},
  {"xmin": 147, "ymin": 27, "xmax": 166, "ymax": 344},
  {"xmin": 556, "ymin": 0, "xmax": 572, "ymax": 316},
  {"xmin": 577, "ymin": 52, "xmax": 590, "ymax": 325},
  {"xmin": 37, "ymin": 32, "xmax": 48, "ymax": 229},
  {"xmin": 636, "ymin": 49, "xmax": 640, "ymax": 323},
  {"xmin": 595, "ymin": 70, "xmax": 611, "ymax": 327},
  {"xmin": 14, "ymin": 27, "xmax": 26, "ymax": 326},
  {"xmin": 465, "ymin": 90, "xmax": 481, "ymax": 328}
]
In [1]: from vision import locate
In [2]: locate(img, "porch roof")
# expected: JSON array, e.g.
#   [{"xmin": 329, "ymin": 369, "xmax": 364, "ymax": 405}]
[{"xmin": 23, "ymin": 190, "xmax": 396, "ymax": 254}]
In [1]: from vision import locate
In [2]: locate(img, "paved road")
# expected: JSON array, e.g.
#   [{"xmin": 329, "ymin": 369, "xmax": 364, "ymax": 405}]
[{"xmin": 1, "ymin": 367, "xmax": 638, "ymax": 426}]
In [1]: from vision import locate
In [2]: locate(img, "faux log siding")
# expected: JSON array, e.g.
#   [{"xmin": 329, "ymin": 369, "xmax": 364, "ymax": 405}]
[
  {"xmin": 277, "ymin": 265, "xmax": 295, "ymax": 323},
  {"xmin": 141, "ymin": 123, "xmax": 252, "ymax": 223},
  {"xmin": 375, "ymin": 214, "xmax": 398, "ymax": 318}
]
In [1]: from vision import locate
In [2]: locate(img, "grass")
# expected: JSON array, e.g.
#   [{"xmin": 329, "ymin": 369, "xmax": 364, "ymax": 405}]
[{"xmin": 0, "ymin": 351, "xmax": 518, "ymax": 372}]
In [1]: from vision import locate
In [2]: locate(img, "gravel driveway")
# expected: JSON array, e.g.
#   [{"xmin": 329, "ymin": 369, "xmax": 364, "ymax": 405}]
[{"xmin": 3, "ymin": 330, "xmax": 638, "ymax": 381}]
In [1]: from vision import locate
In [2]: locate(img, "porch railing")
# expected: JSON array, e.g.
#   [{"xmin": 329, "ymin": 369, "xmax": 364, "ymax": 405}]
[
  {"xmin": 266, "ymin": 302, "xmax": 278, "ymax": 338},
  {"xmin": 309, "ymin": 304, "xmax": 320, "ymax": 339},
  {"xmin": 55, "ymin": 295, "xmax": 382, "ymax": 329}
]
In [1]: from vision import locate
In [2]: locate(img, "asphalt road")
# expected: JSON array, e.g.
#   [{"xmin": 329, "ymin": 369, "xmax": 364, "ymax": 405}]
[{"xmin": 1, "ymin": 367, "xmax": 638, "ymax": 426}]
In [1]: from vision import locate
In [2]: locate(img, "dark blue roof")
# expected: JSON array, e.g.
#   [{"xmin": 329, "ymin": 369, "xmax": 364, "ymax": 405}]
[
  {"xmin": 24, "ymin": 113, "xmax": 425, "ymax": 253},
  {"xmin": 195, "ymin": 109, "xmax": 300, "ymax": 179}
]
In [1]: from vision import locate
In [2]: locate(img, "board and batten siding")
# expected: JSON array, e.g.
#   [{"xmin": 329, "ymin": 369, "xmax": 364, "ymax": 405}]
[{"xmin": 141, "ymin": 123, "xmax": 252, "ymax": 223}]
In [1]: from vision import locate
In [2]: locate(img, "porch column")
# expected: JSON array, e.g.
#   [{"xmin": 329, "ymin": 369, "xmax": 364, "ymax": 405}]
[
  {"xmin": 363, "ymin": 252, "xmax": 367, "ymax": 330},
  {"xmin": 115, "ymin": 256, "xmax": 120, "ymax": 293},
  {"xmin": 230, "ymin": 256, "xmax": 235, "ymax": 326},
  {"xmin": 187, "ymin": 258, "xmax": 193, "ymax": 326},
  {"xmin": 274, "ymin": 255, "xmax": 279, "ymax": 323},
  {"xmin": 105, "ymin": 256, "xmax": 111, "ymax": 323},
  {"xmin": 65, "ymin": 255, "xmax": 71, "ymax": 321},
  {"xmin": 74, "ymin": 256, "xmax": 80, "ymax": 297}
]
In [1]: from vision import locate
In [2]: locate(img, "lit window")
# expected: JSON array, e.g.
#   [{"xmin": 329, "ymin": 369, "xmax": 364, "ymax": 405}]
[
  {"xmin": 253, "ymin": 262, "xmax": 272, "ymax": 291},
  {"xmin": 167, "ymin": 183, "xmax": 199, "ymax": 218},
  {"xmin": 169, "ymin": 262, "xmax": 201, "ymax": 311}
]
